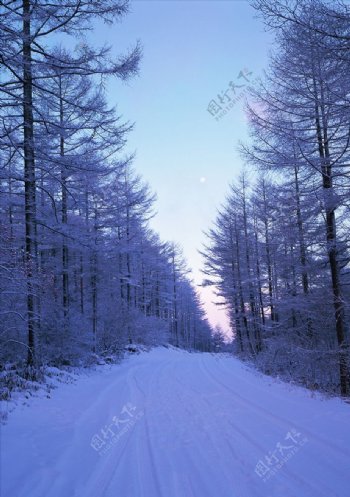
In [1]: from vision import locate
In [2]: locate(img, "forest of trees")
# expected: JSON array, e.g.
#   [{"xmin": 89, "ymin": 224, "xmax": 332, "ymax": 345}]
[
  {"xmin": 2, "ymin": 0, "xmax": 350, "ymax": 401},
  {"xmin": 203, "ymin": 0, "xmax": 350, "ymax": 396},
  {"xmin": 0, "ymin": 0, "xmax": 213, "ymax": 378}
]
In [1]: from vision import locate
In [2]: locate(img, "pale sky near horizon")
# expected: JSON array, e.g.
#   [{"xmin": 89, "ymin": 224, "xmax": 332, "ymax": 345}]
[{"xmin": 90, "ymin": 0, "xmax": 273, "ymax": 334}]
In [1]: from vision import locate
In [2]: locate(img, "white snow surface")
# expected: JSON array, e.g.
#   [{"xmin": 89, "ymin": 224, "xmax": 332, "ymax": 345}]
[{"xmin": 1, "ymin": 347, "xmax": 350, "ymax": 497}]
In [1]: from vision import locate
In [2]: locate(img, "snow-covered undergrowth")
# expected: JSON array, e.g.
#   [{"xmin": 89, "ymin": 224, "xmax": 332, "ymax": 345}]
[{"xmin": 0, "ymin": 345, "xmax": 150, "ymax": 423}]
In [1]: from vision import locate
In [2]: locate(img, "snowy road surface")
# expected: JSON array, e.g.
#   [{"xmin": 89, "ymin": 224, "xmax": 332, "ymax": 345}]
[{"xmin": 2, "ymin": 347, "xmax": 350, "ymax": 497}]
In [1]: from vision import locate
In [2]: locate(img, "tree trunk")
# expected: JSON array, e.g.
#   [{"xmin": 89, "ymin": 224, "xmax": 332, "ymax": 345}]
[
  {"xmin": 253, "ymin": 214, "xmax": 266, "ymax": 329},
  {"xmin": 172, "ymin": 251, "xmax": 179, "ymax": 347},
  {"xmin": 313, "ymin": 71, "xmax": 349, "ymax": 396},
  {"xmin": 262, "ymin": 180, "xmax": 275, "ymax": 322},
  {"xmin": 59, "ymin": 75, "xmax": 69, "ymax": 329},
  {"xmin": 293, "ymin": 165, "xmax": 313, "ymax": 340},
  {"xmin": 229, "ymin": 227, "xmax": 243, "ymax": 352},
  {"xmin": 91, "ymin": 207, "xmax": 98, "ymax": 353},
  {"xmin": 23, "ymin": 0, "xmax": 37, "ymax": 366},
  {"xmin": 242, "ymin": 177, "xmax": 261, "ymax": 352},
  {"xmin": 233, "ymin": 218, "xmax": 255, "ymax": 356}
]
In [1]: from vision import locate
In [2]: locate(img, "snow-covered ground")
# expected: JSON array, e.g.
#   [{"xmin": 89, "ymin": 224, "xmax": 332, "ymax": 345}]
[{"xmin": 1, "ymin": 347, "xmax": 350, "ymax": 497}]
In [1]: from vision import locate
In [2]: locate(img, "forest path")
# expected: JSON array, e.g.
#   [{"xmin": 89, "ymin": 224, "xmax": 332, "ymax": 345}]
[{"xmin": 2, "ymin": 347, "xmax": 350, "ymax": 497}]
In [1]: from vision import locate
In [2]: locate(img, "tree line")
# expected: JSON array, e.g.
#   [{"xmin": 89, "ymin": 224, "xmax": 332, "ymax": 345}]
[
  {"xmin": 203, "ymin": 0, "xmax": 350, "ymax": 396},
  {"xmin": 0, "ymin": 0, "xmax": 212, "ymax": 375}
]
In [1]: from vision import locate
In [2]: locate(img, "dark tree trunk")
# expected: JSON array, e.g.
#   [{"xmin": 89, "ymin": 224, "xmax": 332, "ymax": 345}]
[
  {"xmin": 23, "ymin": 0, "xmax": 37, "ymax": 366},
  {"xmin": 242, "ymin": 178, "xmax": 261, "ymax": 352},
  {"xmin": 59, "ymin": 75, "xmax": 69, "ymax": 329},
  {"xmin": 313, "ymin": 73, "xmax": 349, "ymax": 396},
  {"xmin": 233, "ymin": 217, "xmax": 255, "ymax": 356},
  {"xmin": 262, "ymin": 180, "xmax": 275, "ymax": 323}
]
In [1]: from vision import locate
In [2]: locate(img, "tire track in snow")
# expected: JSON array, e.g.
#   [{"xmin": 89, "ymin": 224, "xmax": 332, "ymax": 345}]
[
  {"xmin": 132, "ymin": 367, "xmax": 164, "ymax": 497},
  {"xmin": 82, "ymin": 366, "xmax": 147, "ymax": 497},
  {"xmin": 145, "ymin": 359, "xmax": 228, "ymax": 497},
  {"xmin": 90, "ymin": 359, "xmax": 166, "ymax": 497},
  {"xmin": 201, "ymin": 355, "xmax": 350, "ymax": 460},
  {"xmin": 170, "ymin": 359, "xmax": 314, "ymax": 497},
  {"xmin": 149, "ymin": 359, "xmax": 259, "ymax": 497},
  {"xmin": 198, "ymin": 355, "xmax": 338, "ymax": 497}
]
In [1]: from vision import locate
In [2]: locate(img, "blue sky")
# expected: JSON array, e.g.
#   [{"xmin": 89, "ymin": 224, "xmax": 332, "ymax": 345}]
[{"xmin": 91, "ymin": 0, "xmax": 273, "ymax": 332}]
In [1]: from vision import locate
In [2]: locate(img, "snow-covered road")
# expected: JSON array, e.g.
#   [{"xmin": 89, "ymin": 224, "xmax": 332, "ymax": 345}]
[{"xmin": 2, "ymin": 348, "xmax": 350, "ymax": 497}]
